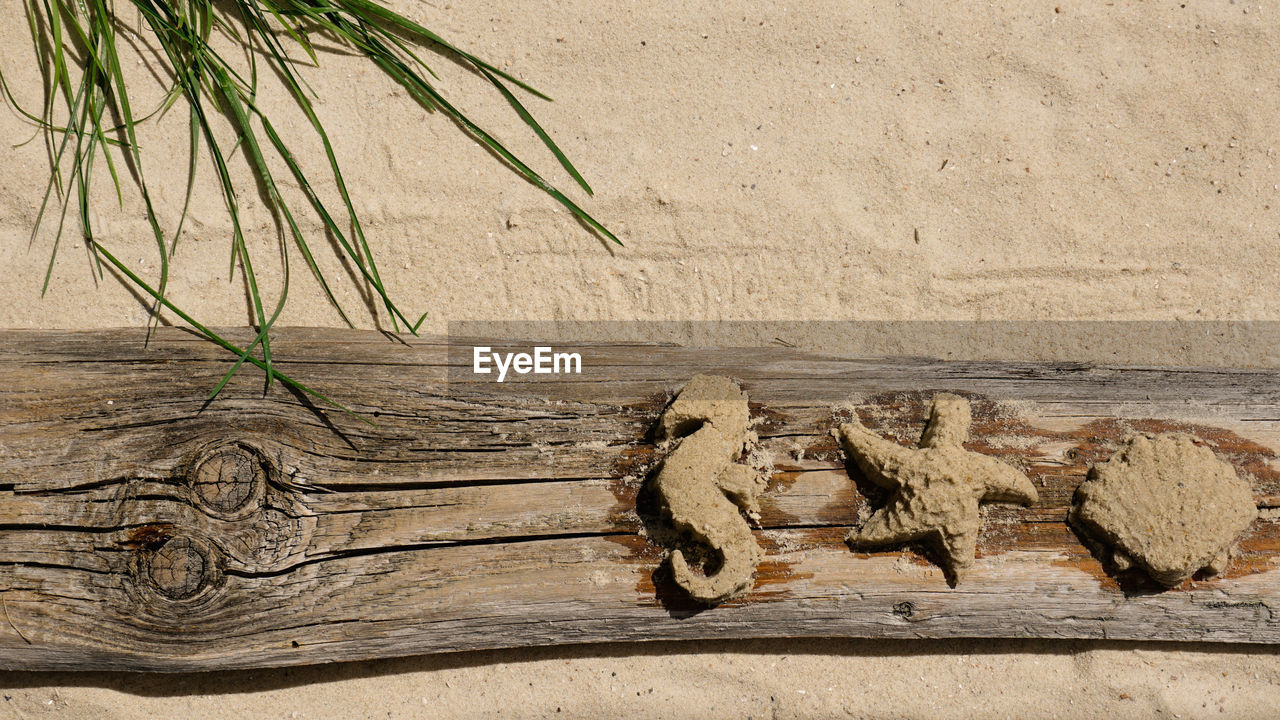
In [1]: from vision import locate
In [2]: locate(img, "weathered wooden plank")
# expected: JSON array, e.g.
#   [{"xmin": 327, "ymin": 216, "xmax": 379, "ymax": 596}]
[{"xmin": 2, "ymin": 327, "xmax": 1280, "ymax": 671}]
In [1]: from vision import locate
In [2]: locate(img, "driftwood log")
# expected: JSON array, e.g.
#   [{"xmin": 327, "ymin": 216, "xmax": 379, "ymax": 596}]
[{"xmin": 1, "ymin": 328, "xmax": 1279, "ymax": 671}]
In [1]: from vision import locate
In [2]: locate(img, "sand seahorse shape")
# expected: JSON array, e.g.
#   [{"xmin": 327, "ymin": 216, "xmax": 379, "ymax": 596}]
[{"xmin": 653, "ymin": 374, "xmax": 767, "ymax": 604}]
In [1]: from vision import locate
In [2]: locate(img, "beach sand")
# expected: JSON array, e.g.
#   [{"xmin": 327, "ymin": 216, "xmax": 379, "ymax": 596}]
[{"xmin": 3, "ymin": 0, "xmax": 1280, "ymax": 716}]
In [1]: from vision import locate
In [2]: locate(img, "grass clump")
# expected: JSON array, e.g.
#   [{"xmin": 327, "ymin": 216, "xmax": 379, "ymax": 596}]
[{"xmin": 3, "ymin": 0, "xmax": 616, "ymax": 418}]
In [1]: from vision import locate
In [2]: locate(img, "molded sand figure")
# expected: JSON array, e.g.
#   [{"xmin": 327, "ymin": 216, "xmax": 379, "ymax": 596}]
[
  {"xmin": 834, "ymin": 393, "xmax": 1038, "ymax": 585},
  {"xmin": 651, "ymin": 375, "xmax": 767, "ymax": 604},
  {"xmin": 1071, "ymin": 432, "xmax": 1257, "ymax": 587}
]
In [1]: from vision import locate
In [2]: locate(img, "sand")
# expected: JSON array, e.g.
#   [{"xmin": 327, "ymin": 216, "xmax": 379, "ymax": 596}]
[{"xmin": 4, "ymin": 0, "xmax": 1280, "ymax": 717}]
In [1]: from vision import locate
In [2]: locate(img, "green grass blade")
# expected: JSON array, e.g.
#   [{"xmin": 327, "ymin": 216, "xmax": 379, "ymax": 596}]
[
  {"xmin": 335, "ymin": 0, "xmax": 551, "ymax": 98},
  {"xmin": 92, "ymin": 241, "xmax": 370, "ymax": 424},
  {"xmin": 14, "ymin": 0, "xmax": 617, "ymax": 411},
  {"xmin": 476, "ymin": 65, "xmax": 593, "ymax": 196},
  {"xmin": 207, "ymin": 225, "xmax": 290, "ymax": 401}
]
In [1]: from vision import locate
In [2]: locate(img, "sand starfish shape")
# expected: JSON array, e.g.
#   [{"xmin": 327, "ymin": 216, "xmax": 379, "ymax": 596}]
[{"xmin": 835, "ymin": 393, "xmax": 1038, "ymax": 585}]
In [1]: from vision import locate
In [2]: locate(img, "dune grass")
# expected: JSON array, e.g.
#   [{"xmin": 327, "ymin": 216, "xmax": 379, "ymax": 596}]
[{"xmin": 3, "ymin": 0, "xmax": 616, "ymax": 419}]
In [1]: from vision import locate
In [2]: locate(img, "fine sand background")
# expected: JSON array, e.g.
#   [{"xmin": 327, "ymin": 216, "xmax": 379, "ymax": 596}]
[{"xmin": 3, "ymin": 0, "xmax": 1280, "ymax": 717}]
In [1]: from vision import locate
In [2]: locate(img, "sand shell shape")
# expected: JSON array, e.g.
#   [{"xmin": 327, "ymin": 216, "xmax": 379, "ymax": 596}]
[{"xmin": 1070, "ymin": 432, "xmax": 1257, "ymax": 587}]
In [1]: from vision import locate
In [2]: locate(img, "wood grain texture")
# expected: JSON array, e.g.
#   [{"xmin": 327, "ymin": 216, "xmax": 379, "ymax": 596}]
[{"xmin": 2, "ymin": 327, "xmax": 1280, "ymax": 671}]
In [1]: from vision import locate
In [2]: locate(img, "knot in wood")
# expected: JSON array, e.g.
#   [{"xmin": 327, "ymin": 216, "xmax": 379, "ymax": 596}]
[
  {"xmin": 147, "ymin": 537, "xmax": 210, "ymax": 600},
  {"xmin": 189, "ymin": 444, "xmax": 267, "ymax": 517}
]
